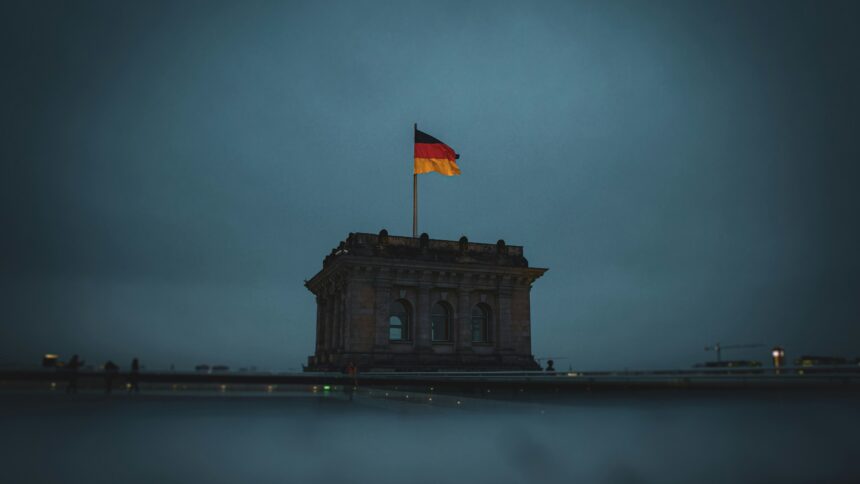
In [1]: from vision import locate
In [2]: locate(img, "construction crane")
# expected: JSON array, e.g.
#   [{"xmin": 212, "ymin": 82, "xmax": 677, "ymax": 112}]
[{"xmin": 704, "ymin": 343, "xmax": 764, "ymax": 362}]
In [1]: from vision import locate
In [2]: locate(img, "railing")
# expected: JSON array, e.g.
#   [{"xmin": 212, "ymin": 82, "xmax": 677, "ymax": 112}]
[
  {"xmin": 2, "ymin": 365, "xmax": 859, "ymax": 389},
  {"xmin": 358, "ymin": 365, "xmax": 860, "ymax": 378}
]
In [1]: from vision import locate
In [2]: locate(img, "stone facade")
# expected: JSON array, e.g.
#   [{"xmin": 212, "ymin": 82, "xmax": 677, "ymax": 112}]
[{"xmin": 304, "ymin": 230, "xmax": 547, "ymax": 371}]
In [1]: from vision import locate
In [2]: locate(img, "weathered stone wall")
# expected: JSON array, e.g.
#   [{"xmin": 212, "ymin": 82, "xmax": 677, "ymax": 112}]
[{"xmin": 511, "ymin": 282, "xmax": 533, "ymax": 355}]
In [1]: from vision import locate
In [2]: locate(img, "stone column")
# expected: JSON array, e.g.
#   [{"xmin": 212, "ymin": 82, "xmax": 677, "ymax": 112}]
[
  {"xmin": 497, "ymin": 278, "xmax": 513, "ymax": 352},
  {"xmin": 341, "ymin": 284, "xmax": 351, "ymax": 352},
  {"xmin": 516, "ymin": 282, "xmax": 532, "ymax": 355},
  {"xmin": 333, "ymin": 290, "xmax": 343, "ymax": 352},
  {"xmin": 325, "ymin": 291, "xmax": 336, "ymax": 357},
  {"xmin": 331, "ymin": 293, "xmax": 338, "ymax": 353},
  {"xmin": 457, "ymin": 285, "xmax": 472, "ymax": 352},
  {"xmin": 373, "ymin": 270, "xmax": 392, "ymax": 351},
  {"xmin": 315, "ymin": 296, "xmax": 324, "ymax": 356},
  {"xmin": 416, "ymin": 279, "xmax": 432, "ymax": 351}
]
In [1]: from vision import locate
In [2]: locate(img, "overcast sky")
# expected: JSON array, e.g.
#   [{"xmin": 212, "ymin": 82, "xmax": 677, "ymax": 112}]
[{"xmin": 2, "ymin": 0, "xmax": 858, "ymax": 371}]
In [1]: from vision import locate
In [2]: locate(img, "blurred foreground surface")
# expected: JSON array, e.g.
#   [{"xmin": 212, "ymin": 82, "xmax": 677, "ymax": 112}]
[{"xmin": 2, "ymin": 387, "xmax": 859, "ymax": 484}]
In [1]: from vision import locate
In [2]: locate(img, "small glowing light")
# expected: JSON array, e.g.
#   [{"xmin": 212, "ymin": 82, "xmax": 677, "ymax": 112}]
[
  {"xmin": 219, "ymin": 384, "xmax": 227, "ymax": 391},
  {"xmin": 50, "ymin": 382, "xmax": 56, "ymax": 389},
  {"xmin": 385, "ymin": 392, "xmax": 389, "ymax": 397},
  {"xmin": 323, "ymin": 385, "xmax": 331, "ymax": 391},
  {"xmin": 405, "ymin": 395, "xmax": 409, "ymax": 399},
  {"xmin": 456, "ymin": 400, "xmax": 461, "ymax": 405},
  {"xmin": 428, "ymin": 397, "xmax": 433, "ymax": 402},
  {"xmin": 772, "ymin": 350, "xmax": 780, "ymax": 358}
]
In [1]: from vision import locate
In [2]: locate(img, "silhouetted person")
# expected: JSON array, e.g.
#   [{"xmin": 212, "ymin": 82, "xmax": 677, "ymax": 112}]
[
  {"xmin": 65, "ymin": 354, "xmax": 84, "ymax": 394},
  {"xmin": 128, "ymin": 358, "xmax": 140, "ymax": 393},
  {"xmin": 344, "ymin": 362, "xmax": 358, "ymax": 401},
  {"xmin": 104, "ymin": 360, "xmax": 119, "ymax": 394},
  {"xmin": 545, "ymin": 359, "xmax": 556, "ymax": 376}
]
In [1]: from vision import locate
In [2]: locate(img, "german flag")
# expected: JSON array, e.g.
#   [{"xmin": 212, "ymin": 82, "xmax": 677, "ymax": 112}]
[{"xmin": 414, "ymin": 127, "xmax": 460, "ymax": 176}]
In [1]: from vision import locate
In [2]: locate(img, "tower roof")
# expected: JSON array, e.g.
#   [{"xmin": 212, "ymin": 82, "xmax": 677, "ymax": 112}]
[{"xmin": 305, "ymin": 230, "xmax": 548, "ymax": 294}]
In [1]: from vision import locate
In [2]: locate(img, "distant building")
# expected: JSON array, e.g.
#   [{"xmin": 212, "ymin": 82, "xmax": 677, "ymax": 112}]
[
  {"xmin": 694, "ymin": 360, "xmax": 762, "ymax": 369},
  {"xmin": 305, "ymin": 230, "xmax": 548, "ymax": 371},
  {"xmin": 795, "ymin": 355, "xmax": 849, "ymax": 367}
]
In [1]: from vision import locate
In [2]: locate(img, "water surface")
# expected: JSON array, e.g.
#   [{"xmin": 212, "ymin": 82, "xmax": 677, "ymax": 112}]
[{"xmin": 2, "ymin": 389, "xmax": 858, "ymax": 484}]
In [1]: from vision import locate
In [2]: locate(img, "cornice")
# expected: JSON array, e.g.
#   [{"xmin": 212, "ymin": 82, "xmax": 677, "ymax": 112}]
[{"xmin": 305, "ymin": 255, "xmax": 547, "ymax": 294}]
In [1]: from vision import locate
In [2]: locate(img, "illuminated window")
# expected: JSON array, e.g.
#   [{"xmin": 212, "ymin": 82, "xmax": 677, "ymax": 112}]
[
  {"xmin": 389, "ymin": 300, "xmax": 411, "ymax": 341},
  {"xmin": 431, "ymin": 302, "xmax": 451, "ymax": 342},
  {"xmin": 472, "ymin": 304, "xmax": 491, "ymax": 343}
]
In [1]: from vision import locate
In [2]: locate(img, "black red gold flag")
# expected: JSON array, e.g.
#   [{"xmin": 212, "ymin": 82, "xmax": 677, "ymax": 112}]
[{"xmin": 414, "ymin": 127, "xmax": 460, "ymax": 176}]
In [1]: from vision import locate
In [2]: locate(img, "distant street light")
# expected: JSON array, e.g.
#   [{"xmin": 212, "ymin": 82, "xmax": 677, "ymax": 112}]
[
  {"xmin": 771, "ymin": 346, "xmax": 785, "ymax": 374},
  {"xmin": 42, "ymin": 354, "xmax": 59, "ymax": 368}
]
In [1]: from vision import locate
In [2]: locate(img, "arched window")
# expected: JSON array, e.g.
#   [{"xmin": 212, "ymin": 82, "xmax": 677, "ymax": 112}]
[
  {"xmin": 431, "ymin": 302, "xmax": 450, "ymax": 342},
  {"xmin": 389, "ymin": 300, "xmax": 411, "ymax": 341},
  {"xmin": 471, "ymin": 304, "xmax": 491, "ymax": 343}
]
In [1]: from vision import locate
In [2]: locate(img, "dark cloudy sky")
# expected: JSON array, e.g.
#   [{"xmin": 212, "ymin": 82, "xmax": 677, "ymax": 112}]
[{"xmin": 2, "ymin": 0, "xmax": 858, "ymax": 371}]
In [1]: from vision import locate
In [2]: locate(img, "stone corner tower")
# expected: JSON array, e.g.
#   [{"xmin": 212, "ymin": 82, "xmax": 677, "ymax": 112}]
[{"xmin": 304, "ymin": 230, "xmax": 547, "ymax": 371}]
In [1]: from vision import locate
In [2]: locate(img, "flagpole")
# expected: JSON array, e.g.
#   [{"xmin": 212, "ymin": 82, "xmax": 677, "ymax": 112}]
[
  {"xmin": 413, "ymin": 173, "xmax": 417, "ymax": 237},
  {"xmin": 413, "ymin": 123, "xmax": 418, "ymax": 238}
]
